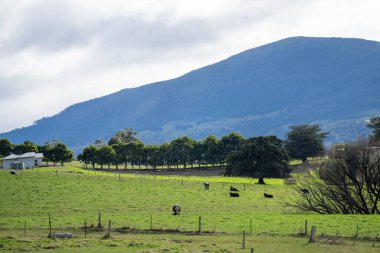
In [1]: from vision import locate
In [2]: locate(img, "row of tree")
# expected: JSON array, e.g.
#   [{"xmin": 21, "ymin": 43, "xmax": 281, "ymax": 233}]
[
  {"xmin": 78, "ymin": 131, "xmax": 246, "ymax": 170},
  {"xmin": 0, "ymin": 139, "xmax": 73, "ymax": 166},
  {"xmin": 77, "ymin": 125, "xmax": 329, "ymax": 179}
]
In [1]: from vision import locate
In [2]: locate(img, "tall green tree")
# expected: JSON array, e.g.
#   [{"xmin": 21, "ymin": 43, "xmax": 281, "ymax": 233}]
[
  {"xmin": 203, "ymin": 135, "xmax": 220, "ymax": 166},
  {"xmin": 285, "ymin": 124, "xmax": 328, "ymax": 163},
  {"xmin": 170, "ymin": 136, "xmax": 196, "ymax": 169},
  {"xmin": 220, "ymin": 132, "xmax": 245, "ymax": 163},
  {"xmin": 367, "ymin": 117, "xmax": 380, "ymax": 140},
  {"xmin": 81, "ymin": 145, "xmax": 98, "ymax": 169},
  {"xmin": 144, "ymin": 145, "xmax": 161, "ymax": 170},
  {"xmin": 192, "ymin": 141, "xmax": 206, "ymax": 168},
  {"xmin": 51, "ymin": 143, "xmax": 74, "ymax": 166},
  {"xmin": 43, "ymin": 141, "xmax": 73, "ymax": 166},
  {"xmin": 225, "ymin": 136, "xmax": 290, "ymax": 184},
  {"xmin": 159, "ymin": 143, "xmax": 171, "ymax": 169},
  {"xmin": 13, "ymin": 141, "xmax": 38, "ymax": 155},
  {"xmin": 0, "ymin": 138, "xmax": 13, "ymax": 157},
  {"xmin": 96, "ymin": 146, "xmax": 116, "ymax": 170},
  {"xmin": 108, "ymin": 128, "xmax": 138, "ymax": 145},
  {"xmin": 128, "ymin": 140, "xmax": 144, "ymax": 169},
  {"xmin": 111, "ymin": 143, "xmax": 128, "ymax": 170}
]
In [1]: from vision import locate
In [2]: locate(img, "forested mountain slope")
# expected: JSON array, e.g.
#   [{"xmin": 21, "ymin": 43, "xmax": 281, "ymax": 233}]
[{"xmin": 2, "ymin": 37, "xmax": 379, "ymax": 153}]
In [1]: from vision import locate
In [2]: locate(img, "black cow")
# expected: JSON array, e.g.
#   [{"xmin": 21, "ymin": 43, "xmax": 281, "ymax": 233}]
[
  {"xmin": 230, "ymin": 186, "xmax": 239, "ymax": 192},
  {"xmin": 230, "ymin": 192, "xmax": 240, "ymax": 197},
  {"xmin": 300, "ymin": 188, "xmax": 310, "ymax": 195},
  {"xmin": 10, "ymin": 170, "xmax": 18, "ymax": 175},
  {"xmin": 172, "ymin": 204, "xmax": 181, "ymax": 215},
  {"xmin": 264, "ymin": 193, "xmax": 273, "ymax": 198},
  {"xmin": 204, "ymin": 182, "xmax": 209, "ymax": 190}
]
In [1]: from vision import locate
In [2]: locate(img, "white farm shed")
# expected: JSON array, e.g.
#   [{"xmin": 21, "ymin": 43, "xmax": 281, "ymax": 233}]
[{"xmin": 2, "ymin": 152, "xmax": 44, "ymax": 169}]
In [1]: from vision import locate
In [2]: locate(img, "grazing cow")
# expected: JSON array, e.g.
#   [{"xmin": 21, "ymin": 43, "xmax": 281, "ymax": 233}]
[
  {"xmin": 230, "ymin": 192, "xmax": 240, "ymax": 197},
  {"xmin": 204, "ymin": 182, "xmax": 209, "ymax": 190},
  {"xmin": 264, "ymin": 193, "xmax": 273, "ymax": 198},
  {"xmin": 300, "ymin": 188, "xmax": 310, "ymax": 195},
  {"xmin": 230, "ymin": 186, "xmax": 239, "ymax": 192},
  {"xmin": 172, "ymin": 204, "xmax": 181, "ymax": 215},
  {"xmin": 10, "ymin": 170, "xmax": 18, "ymax": 175}
]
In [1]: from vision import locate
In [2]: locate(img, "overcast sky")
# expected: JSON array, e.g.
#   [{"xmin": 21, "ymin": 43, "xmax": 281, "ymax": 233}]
[{"xmin": 0, "ymin": 0, "xmax": 379, "ymax": 133}]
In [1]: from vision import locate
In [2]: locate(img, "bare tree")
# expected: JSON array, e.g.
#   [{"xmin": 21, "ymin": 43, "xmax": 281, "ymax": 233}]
[{"xmin": 292, "ymin": 138, "xmax": 380, "ymax": 214}]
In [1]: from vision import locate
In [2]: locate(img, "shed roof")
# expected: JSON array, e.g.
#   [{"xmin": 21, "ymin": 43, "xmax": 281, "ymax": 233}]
[{"xmin": 2, "ymin": 152, "xmax": 44, "ymax": 160}]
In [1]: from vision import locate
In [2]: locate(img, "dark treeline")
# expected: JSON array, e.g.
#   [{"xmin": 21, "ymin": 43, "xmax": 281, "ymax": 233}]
[
  {"xmin": 0, "ymin": 139, "xmax": 73, "ymax": 166},
  {"xmin": 77, "ymin": 125, "xmax": 331, "ymax": 183},
  {"xmin": 78, "ymin": 129, "xmax": 245, "ymax": 171}
]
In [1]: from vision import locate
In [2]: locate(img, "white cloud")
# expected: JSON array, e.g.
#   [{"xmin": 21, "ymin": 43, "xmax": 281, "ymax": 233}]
[{"xmin": 0, "ymin": 0, "xmax": 380, "ymax": 133}]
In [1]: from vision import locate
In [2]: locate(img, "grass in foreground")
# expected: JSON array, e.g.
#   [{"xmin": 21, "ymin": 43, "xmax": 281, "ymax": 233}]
[
  {"xmin": 0, "ymin": 167, "xmax": 379, "ymax": 252},
  {"xmin": 0, "ymin": 230, "xmax": 379, "ymax": 253}
]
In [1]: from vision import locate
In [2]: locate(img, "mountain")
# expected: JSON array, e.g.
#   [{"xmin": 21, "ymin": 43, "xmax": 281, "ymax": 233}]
[{"xmin": 1, "ymin": 37, "xmax": 380, "ymax": 153}]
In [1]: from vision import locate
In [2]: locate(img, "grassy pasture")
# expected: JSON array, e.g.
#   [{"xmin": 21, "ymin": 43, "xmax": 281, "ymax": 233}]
[{"xmin": 0, "ymin": 167, "xmax": 379, "ymax": 252}]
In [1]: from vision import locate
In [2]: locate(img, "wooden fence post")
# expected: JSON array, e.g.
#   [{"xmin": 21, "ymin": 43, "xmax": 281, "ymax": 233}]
[
  {"xmin": 24, "ymin": 220, "xmax": 26, "ymax": 235},
  {"xmin": 84, "ymin": 219, "xmax": 87, "ymax": 238},
  {"xmin": 198, "ymin": 216, "xmax": 202, "ymax": 234},
  {"xmin": 48, "ymin": 213, "xmax": 52, "ymax": 236},
  {"xmin": 309, "ymin": 226, "xmax": 316, "ymax": 243},
  {"xmin": 242, "ymin": 230, "xmax": 246, "ymax": 248},
  {"xmin": 305, "ymin": 220, "xmax": 308, "ymax": 235},
  {"xmin": 356, "ymin": 222, "xmax": 359, "ymax": 239},
  {"xmin": 107, "ymin": 220, "xmax": 111, "ymax": 237},
  {"xmin": 98, "ymin": 211, "xmax": 102, "ymax": 228},
  {"xmin": 250, "ymin": 218, "xmax": 252, "ymax": 235}
]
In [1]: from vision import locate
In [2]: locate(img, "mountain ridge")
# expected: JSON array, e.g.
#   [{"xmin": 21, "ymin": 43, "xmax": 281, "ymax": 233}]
[{"xmin": 1, "ymin": 36, "xmax": 379, "ymax": 153}]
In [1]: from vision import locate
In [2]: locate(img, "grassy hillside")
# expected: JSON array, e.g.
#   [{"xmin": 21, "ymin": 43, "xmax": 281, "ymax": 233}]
[{"xmin": 1, "ymin": 167, "xmax": 379, "ymax": 252}]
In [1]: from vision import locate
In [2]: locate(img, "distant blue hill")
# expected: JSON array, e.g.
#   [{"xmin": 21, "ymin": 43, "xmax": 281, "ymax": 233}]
[{"xmin": 1, "ymin": 37, "xmax": 379, "ymax": 153}]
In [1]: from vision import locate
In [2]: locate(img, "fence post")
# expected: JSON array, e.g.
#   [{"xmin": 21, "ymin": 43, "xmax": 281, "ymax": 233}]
[
  {"xmin": 48, "ymin": 213, "xmax": 52, "ymax": 236},
  {"xmin": 107, "ymin": 220, "xmax": 111, "ymax": 237},
  {"xmin": 309, "ymin": 226, "xmax": 316, "ymax": 243},
  {"xmin": 198, "ymin": 216, "xmax": 202, "ymax": 234},
  {"xmin": 98, "ymin": 211, "xmax": 102, "ymax": 228},
  {"xmin": 356, "ymin": 222, "xmax": 359, "ymax": 239},
  {"xmin": 24, "ymin": 220, "xmax": 26, "ymax": 235},
  {"xmin": 305, "ymin": 220, "xmax": 308, "ymax": 235},
  {"xmin": 84, "ymin": 219, "xmax": 87, "ymax": 238},
  {"xmin": 242, "ymin": 230, "xmax": 246, "ymax": 248},
  {"xmin": 250, "ymin": 218, "xmax": 252, "ymax": 235}
]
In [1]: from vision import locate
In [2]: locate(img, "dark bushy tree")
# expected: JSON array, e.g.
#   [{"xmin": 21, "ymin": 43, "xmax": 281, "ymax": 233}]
[
  {"xmin": 108, "ymin": 128, "xmax": 138, "ymax": 145},
  {"xmin": 293, "ymin": 138, "xmax": 380, "ymax": 214},
  {"xmin": 0, "ymin": 138, "xmax": 13, "ymax": 157},
  {"xmin": 13, "ymin": 141, "xmax": 38, "ymax": 155},
  {"xmin": 96, "ymin": 146, "xmax": 116, "ymax": 170},
  {"xmin": 285, "ymin": 124, "xmax": 328, "ymax": 163},
  {"xmin": 220, "ymin": 132, "xmax": 245, "ymax": 163},
  {"xmin": 43, "ymin": 141, "xmax": 73, "ymax": 166},
  {"xmin": 367, "ymin": 117, "xmax": 380, "ymax": 141},
  {"xmin": 81, "ymin": 145, "xmax": 98, "ymax": 169},
  {"xmin": 170, "ymin": 136, "xmax": 196, "ymax": 169},
  {"xmin": 225, "ymin": 136, "xmax": 290, "ymax": 184},
  {"xmin": 203, "ymin": 135, "xmax": 220, "ymax": 166}
]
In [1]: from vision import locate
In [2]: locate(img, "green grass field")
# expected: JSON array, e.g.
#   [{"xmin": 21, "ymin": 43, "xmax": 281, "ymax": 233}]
[{"xmin": 0, "ymin": 167, "xmax": 379, "ymax": 252}]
